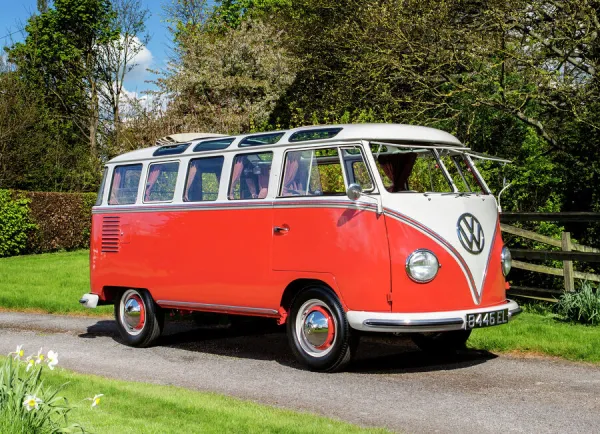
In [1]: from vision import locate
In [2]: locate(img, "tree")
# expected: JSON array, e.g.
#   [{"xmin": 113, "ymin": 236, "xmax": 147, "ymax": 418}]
[
  {"xmin": 97, "ymin": 0, "xmax": 151, "ymax": 157},
  {"xmin": 8, "ymin": 0, "xmax": 118, "ymax": 162}
]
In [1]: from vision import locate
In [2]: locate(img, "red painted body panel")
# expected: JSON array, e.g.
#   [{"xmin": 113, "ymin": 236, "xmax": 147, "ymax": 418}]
[
  {"xmin": 272, "ymin": 202, "xmax": 391, "ymax": 312},
  {"xmin": 90, "ymin": 203, "xmax": 508, "ymax": 317}
]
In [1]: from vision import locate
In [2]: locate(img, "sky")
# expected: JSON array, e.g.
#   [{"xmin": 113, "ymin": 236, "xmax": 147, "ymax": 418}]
[{"xmin": 0, "ymin": 0, "xmax": 172, "ymax": 93}]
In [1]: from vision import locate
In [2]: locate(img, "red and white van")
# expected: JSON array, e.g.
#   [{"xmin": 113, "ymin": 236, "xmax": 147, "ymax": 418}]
[{"xmin": 80, "ymin": 124, "xmax": 520, "ymax": 371}]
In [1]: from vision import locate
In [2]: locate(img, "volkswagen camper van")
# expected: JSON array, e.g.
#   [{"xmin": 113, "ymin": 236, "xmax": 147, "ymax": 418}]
[{"xmin": 80, "ymin": 123, "xmax": 520, "ymax": 371}]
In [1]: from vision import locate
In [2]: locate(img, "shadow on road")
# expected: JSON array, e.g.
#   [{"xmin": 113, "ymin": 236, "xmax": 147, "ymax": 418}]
[{"xmin": 79, "ymin": 317, "xmax": 496, "ymax": 373}]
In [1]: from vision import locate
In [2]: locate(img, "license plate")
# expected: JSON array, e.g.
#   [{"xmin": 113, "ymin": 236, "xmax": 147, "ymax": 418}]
[{"xmin": 466, "ymin": 309, "xmax": 508, "ymax": 329}]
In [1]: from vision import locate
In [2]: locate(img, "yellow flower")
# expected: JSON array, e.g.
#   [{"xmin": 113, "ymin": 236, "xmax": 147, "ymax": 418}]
[
  {"xmin": 23, "ymin": 394, "xmax": 43, "ymax": 412},
  {"xmin": 87, "ymin": 394, "xmax": 104, "ymax": 408},
  {"xmin": 26, "ymin": 357, "xmax": 35, "ymax": 372},
  {"xmin": 10, "ymin": 344, "xmax": 24, "ymax": 360},
  {"xmin": 35, "ymin": 348, "xmax": 45, "ymax": 365}
]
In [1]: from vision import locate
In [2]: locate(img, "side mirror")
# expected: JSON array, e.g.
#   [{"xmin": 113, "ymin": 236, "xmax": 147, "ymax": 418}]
[{"xmin": 346, "ymin": 183, "xmax": 362, "ymax": 201}]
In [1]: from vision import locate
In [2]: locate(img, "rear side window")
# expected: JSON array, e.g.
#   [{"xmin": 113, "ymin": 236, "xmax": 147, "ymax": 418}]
[
  {"xmin": 109, "ymin": 164, "xmax": 142, "ymax": 205},
  {"xmin": 184, "ymin": 156, "xmax": 224, "ymax": 202},
  {"xmin": 280, "ymin": 148, "xmax": 345, "ymax": 197},
  {"xmin": 228, "ymin": 152, "xmax": 273, "ymax": 200},
  {"xmin": 95, "ymin": 168, "xmax": 108, "ymax": 206},
  {"xmin": 144, "ymin": 162, "xmax": 180, "ymax": 202}
]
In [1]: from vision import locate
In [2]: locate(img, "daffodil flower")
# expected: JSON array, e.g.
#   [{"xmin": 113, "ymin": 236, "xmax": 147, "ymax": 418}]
[
  {"xmin": 47, "ymin": 350, "xmax": 58, "ymax": 370},
  {"xmin": 10, "ymin": 344, "xmax": 24, "ymax": 360},
  {"xmin": 89, "ymin": 394, "xmax": 104, "ymax": 408},
  {"xmin": 23, "ymin": 394, "xmax": 43, "ymax": 412},
  {"xmin": 35, "ymin": 348, "xmax": 45, "ymax": 365},
  {"xmin": 25, "ymin": 356, "xmax": 35, "ymax": 372}
]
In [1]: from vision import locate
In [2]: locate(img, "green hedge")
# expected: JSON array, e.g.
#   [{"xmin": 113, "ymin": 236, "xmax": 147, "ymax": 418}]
[{"xmin": 0, "ymin": 189, "xmax": 97, "ymax": 257}]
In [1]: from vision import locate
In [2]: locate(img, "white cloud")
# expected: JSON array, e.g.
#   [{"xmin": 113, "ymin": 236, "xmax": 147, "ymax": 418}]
[{"xmin": 124, "ymin": 36, "xmax": 153, "ymax": 86}]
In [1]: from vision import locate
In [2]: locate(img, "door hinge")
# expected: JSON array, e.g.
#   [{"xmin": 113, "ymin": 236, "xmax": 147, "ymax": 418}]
[{"xmin": 386, "ymin": 293, "xmax": 392, "ymax": 305}]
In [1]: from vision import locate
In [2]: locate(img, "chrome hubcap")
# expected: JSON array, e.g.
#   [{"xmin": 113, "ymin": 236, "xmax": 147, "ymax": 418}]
[
  {"xmin": 296, "ymin": 299, "xmax": 336, "ymax": 357},
  {"xmin": 120, "ymin": 290, "xmax": 146, "ymax": 336}
]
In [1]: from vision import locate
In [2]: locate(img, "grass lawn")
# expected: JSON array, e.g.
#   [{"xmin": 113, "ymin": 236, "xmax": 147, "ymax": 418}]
[
  {"xmin": 470, "ymin": 310, "xmax": 600, "ymax": 363},
  {"xmin": 0, "ymin": 250, "xmax": 111, "ymax": 316},
  {"xmin": 9, "ymin": 360, "xmax": 387, "ymax": 434}
]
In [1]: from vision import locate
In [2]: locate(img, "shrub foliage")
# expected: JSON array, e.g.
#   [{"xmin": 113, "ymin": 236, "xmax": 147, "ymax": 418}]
[
  {"xmin": 0, "ymin": 190, "xmax": 37, "ymax": 257},
  {"xmin": 556, "ymin": 282, "xmax": 600, "ymax": 326},
  {"xmin": 0, "ymin": 189, "xmax": 96, "ymax": 257}
]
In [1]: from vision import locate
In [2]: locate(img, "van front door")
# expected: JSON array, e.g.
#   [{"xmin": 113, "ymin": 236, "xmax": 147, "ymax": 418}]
[{"xmin": 272, "ymin": 146, "xmax": 391, "ymax": 313}]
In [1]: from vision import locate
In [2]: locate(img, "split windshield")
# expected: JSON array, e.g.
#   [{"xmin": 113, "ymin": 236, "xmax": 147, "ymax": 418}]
[{"xmin": 370, "ymin": 144, "xmax": 486, "ymax": 194}]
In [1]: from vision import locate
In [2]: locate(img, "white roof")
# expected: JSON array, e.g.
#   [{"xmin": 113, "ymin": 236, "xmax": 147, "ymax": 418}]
[
  {"xmin": 155, "ymin": 132, "xmax": 226, "ymax": 145},
  {"xmin": 108, "ymin": 123, "xmax": 463, "ymax": 164}
]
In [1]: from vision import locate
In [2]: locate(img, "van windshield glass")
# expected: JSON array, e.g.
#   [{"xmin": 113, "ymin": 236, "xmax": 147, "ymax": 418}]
[{"xmin": 370, "ymin": 144, "xmax": 485, "ymax": 194}]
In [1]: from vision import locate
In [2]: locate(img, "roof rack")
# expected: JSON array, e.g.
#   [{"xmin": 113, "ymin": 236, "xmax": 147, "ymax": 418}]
[{"xmin": 156, "ymin": 133, "xmax": 226, "ymax": 146}]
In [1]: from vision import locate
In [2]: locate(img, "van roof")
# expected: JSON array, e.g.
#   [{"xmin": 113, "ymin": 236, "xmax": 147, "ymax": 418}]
[{"xmin": 108, "ymin": 123, "xmax": 463, "ymax": 164}]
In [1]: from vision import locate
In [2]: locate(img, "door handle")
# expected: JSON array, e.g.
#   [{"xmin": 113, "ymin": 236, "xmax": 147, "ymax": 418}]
[{"xmin": 274, "ymin": 226, "xmax": 289, "ymax": 234}]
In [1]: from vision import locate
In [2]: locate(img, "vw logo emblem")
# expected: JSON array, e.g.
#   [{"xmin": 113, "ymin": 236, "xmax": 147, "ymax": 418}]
[{"xmin": 457, "ymin": 213, "xmax": 485, "ymax": 254}]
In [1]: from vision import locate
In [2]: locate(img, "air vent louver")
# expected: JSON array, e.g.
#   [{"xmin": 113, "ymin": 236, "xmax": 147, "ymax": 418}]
[{"xmin": 101, "ymin": 216, "xmax": 120, "ymax": 253}]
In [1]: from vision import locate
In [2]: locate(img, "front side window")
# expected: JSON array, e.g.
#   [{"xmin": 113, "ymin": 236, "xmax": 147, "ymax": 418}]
[
  {"xmin": 144, "ymin": 162, "xmax": 180, "ymax": 202},
  {"xmin": 109, "ymin": 164, "xmax": 142, "ymax": 205},
  {"xmin": 228, "ymin": 152, "xmax": 273, "ymax": 200},
  {"xmin": 280, "ymin": 148, "xmax": 347, "ymax": 197},
  {"xmin": 184, "ymin": 156, "xmax": 224, "ymax": 202}
]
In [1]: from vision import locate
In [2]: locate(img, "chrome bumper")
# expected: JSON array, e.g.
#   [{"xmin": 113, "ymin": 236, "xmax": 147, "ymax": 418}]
[
  {"xmin": 79, "ymin": 293, "xmax": 99, "ymax": 309},
  {"xmin": 347, "ymin": 299, "xmax": 521, "ymax": 333}
]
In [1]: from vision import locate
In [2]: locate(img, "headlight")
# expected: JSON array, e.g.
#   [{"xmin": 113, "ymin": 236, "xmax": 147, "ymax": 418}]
[
  {"xmin": 406, "ymin": 249, "xmax": 439, "ymax": 283},
  {"xmin": 501, "ymin": 246, "xmax": 512, "ymax": 276}
]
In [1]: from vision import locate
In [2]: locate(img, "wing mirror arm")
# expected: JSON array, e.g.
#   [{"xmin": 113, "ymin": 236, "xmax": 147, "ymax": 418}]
[{"xmin": 346, "ymin": 184, "xmax": 383, "ymax": 215}]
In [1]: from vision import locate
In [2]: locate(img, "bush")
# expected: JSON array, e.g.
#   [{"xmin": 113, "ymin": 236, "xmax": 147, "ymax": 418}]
[
  {"xmin": 0, "ymin": 190, "xmax": 37, "ymax": 257},
  {"xmin": 13, "ymin": 190, "xmax": 96, "ymax": 254},
  {"xmin": 0, "ymin": 347, "xmax": 84, "ymax": 433},
  {"xmin": 556, "ymin": 282, "xmax": 600, "ymax": 325}
]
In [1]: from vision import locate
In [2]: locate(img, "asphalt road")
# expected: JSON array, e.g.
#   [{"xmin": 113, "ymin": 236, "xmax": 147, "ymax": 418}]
[{"xmin": 0, "ymin": 312, "xmax": 598, "ymax": 433}]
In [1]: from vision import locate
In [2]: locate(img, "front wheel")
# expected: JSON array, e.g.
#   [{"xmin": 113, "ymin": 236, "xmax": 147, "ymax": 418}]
[
  {"xmin": 287, "ymin": 286, "xmax": 357, "ymax": 372},
  {"xmin": 411, "ymin": 330, "xmax": 472, "ymax": 353},
  {"xmin": 115, "ymin": 289, "xmax": 164, "ymax": 347}
]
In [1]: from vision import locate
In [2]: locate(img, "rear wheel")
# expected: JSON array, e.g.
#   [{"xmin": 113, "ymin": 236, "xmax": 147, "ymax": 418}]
[
  {"xmin": 115, "ymin": 289, "xmax": 164, "ymax": 347},
  {"xmin": 287, "ymin": 286, "xmax": 357, "ymax": 372},
  {"xmin": 411, "ymin": 330, "xmax": 472, "ymax": 353}
]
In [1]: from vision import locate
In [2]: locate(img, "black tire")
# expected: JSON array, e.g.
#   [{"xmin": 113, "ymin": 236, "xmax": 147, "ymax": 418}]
[
  {"xmin": 411, "ymin": 330, "xmax": 472, "ymax": 353},
  {"xmin": 114, "ymin": 289, "xmax": 164, "ymax": 347},
  {"xmin": 287, "ymin": 285, "xmax": 357, "ymax": 372}
]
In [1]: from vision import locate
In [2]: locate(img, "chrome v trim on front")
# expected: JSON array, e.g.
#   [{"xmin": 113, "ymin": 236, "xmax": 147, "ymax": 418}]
[{"xmin": 155, "ymin": 300, "xmax": 279, "ymax": 316}]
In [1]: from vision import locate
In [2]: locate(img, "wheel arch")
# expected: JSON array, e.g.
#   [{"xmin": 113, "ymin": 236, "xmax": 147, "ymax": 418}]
[{"xmin": 280, "ymin": 277, "xmax": 346, "ymax": 318}]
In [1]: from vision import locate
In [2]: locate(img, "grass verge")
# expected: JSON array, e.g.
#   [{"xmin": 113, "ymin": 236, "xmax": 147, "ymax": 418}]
[
  {"xmin": 469, "ymin": 310, "xmax": 600, "ymax": 363},
  {"xmin": 2, "ymin": 358, "xmax": 386, "ymax": 434},
  {"xmin": 0, "ymin": 250, "xmax": 111, "ymax": 316}
]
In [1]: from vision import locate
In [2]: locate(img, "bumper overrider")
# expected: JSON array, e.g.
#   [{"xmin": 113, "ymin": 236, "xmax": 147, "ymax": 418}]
[{"xmin": 347, "ymin": 299, "xmax": 521, "ymax": 333}]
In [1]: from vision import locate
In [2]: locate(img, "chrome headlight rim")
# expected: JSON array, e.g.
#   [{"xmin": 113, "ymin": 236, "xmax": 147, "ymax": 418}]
[
  {"xmin": 405, "ymin": 249, "xmax": 440, "ymax": 283},
  {"xmin": 501, "ymin": 246, "xmax": 512, "ymax": 277}
]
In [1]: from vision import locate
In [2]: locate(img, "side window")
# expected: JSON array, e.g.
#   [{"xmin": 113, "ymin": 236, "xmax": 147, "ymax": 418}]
[
  {"xmin": 280, "ymin": 148, "xmax": 346, "ymax": 197},
  {"xmin": 95, "ymin": 168, "xmax": 108, "ymax": 206},
  {"xmin": 229, "ymin": 152, "xmax": 273, "ymax": 200},
  {"xmin": 144, "ymin": 162, "xmax": 180, "ymax": 202},
  {"xmin": 109, "ymin": 164, "xmax": 142, "ymax": 205},
  {"xmin": 341, "ymin": 147, "xmax": 374, "ymax": 192},
  {"xmin": 184, "ymin": 156, "xmax": 224, "ymax": 202}
]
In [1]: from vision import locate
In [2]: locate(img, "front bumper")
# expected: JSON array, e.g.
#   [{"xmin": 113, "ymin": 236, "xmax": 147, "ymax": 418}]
[
  {"xmin": 347, "ymin": 299, "xmax": 521, "ymax": 333},
  {"xmin": 79, "ymin": 293, "xmax": 99, "ymax": 309}
]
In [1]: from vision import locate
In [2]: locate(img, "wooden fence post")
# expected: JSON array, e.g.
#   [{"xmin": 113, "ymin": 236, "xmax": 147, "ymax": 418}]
[{"xmin": 562, "ymin": 232, "xmax": 575, "ymax": 292}]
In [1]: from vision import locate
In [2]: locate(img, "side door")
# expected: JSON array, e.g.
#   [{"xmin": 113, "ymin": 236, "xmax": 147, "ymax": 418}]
[{"xmin": 272, "ymin": 145, "xmax": 391, "ymax": 313}]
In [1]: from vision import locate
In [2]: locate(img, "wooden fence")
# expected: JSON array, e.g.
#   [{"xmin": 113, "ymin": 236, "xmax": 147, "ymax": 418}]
[{"xmin": 499, "ymin": 212, "xmax": 600, "ymax": 301}]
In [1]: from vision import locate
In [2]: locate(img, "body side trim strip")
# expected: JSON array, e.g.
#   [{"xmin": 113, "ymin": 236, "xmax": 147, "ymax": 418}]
[{"xmin": 156, "ymin": 300, "xmax": 279, "ymax": 316}]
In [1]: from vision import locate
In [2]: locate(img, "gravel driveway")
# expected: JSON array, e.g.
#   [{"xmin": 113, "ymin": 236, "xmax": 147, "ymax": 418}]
[{"xmin": 0, "ymin": 312, "xmax": 598, "ymax": 433}]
